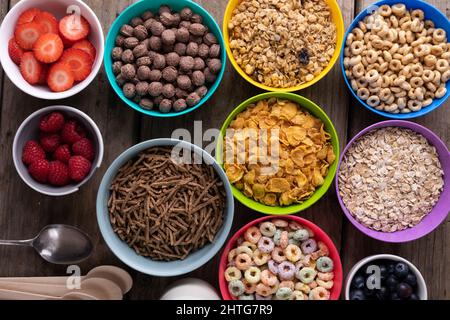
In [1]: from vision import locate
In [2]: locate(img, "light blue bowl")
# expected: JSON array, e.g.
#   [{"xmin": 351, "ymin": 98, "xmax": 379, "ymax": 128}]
[
  {"xmin": 96, "ymin": 138, "xmax": 234, "ymax": 276},
  {"xmin": 104, "ymin": 0, "xmax": 226, "ymax": 117},
  {"xmin": 341, "ymin": 0, "xmax": 450, "ymax": 119}
]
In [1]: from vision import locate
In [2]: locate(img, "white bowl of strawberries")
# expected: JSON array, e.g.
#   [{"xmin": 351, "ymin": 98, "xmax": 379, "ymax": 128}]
[
  {"xmin": 0, "ymin": 0, "xmax": 104, "ymax": 99},
  {"xmin": 13, "ymin": 105, "xmax": 104, "ymax": 196}
]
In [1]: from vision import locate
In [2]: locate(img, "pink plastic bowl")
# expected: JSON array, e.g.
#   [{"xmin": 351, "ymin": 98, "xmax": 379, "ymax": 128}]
[
  {"xmin": 218, "ymin": 215, "xmax": 343, "ymax": 300},
  {"xmin": 336, "ymin": 120, "xmax": 450, "ymax": 243}
]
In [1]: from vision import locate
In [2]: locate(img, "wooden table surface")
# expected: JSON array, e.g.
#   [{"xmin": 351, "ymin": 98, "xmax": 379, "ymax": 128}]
[{"xmin": 0, "ymin": 0, "xmax": 448, "ymax": 300}]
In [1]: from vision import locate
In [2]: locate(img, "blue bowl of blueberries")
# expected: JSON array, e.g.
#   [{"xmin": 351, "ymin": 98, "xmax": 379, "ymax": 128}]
[{"xmin": 345, "ymin": 254, "xmax": 427, "ymax": 300}]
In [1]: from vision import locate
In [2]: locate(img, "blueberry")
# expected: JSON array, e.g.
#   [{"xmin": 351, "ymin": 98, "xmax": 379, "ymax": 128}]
[
  {"xmin": 351, "ymin": 274, "xmax": 366, "ymax": 290},
  {"xmin": 386, "ymin": 275, "xmax": 398, "ymax": 288},
  {"xmin": 387, "ymin": 263, "xmax": 395, "ymax": 274},
  {"xmin": 364, "ymin": 286, "xmax": 375, "ymax": 298},
  {"xmin": 379, "ymin": 265, "xmax": 388, "ymax": 279},
  {"xmin": 409, "ymin": 293, "xmax": 420, "ymax": 300},
  {"xmin": 375, "ymin": 286, "xmax": 389, "ymax": 300},
  {"xmin": 390, "ymin": 292, "xmax": 401, "ymax": 300},
  {"xmin": 350, "ymin": 289, "xmax": 366, "ymax": 300},
  {"xmin": 394, "ymin": 262, "xmax": 409, "ymax": 279},
  {"xmin": 397, "ymin": 282, "xmax": 413, "ymax": 299},
  {"xmin": 405, "ymin": 273, "xmax": 417, "ymax": 287}
]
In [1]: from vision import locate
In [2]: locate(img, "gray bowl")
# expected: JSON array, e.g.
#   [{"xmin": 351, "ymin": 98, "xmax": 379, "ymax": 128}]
[{"xmin": 12, "ymin": 105, "xmax": 104, "ymax": 196}]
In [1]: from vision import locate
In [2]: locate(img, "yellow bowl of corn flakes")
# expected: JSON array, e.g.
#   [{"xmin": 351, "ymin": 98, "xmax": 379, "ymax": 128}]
[
  {"xmin": 223, "ymin": 0, "xmax": 344, "ymax": 92},
  {"xmin": 217, "ymin": 92, "xmax": 339, "ymax": 215}
]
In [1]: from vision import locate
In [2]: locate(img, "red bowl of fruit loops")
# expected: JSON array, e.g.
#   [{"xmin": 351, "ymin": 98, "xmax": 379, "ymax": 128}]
[
  {"xmin": 12, "ymin": 105, "xmax": 104, "ymax": 196},
  {"xmin": 0, "ymin": 0, "xmax": 104, "ymax": 99},
  {"xmin": 219, "ymin": 215, "xmax": 342, "ymax": 300}
]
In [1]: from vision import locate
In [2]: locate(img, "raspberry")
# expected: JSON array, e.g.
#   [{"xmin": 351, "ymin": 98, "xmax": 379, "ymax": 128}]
[
  {"xmin": 68, "ymin": 156, "xmax": 91, "ymax": 182},
  {"xmin": 40, "ymin": 132, "xmax": 61, "ymax": 153},
  {"xmin": 61, "ymin": 120, "xmax": 86, "ymax": 144},
  {"xmin": 72, "ymin": 138, "xmax": 95, "ymax": 161},
  {"xmin": 22, "ymin": 140, "xmax": 45, "ymax": 165},
  {"xmin": 48, "ymin": 160, "xmax": 70, "ymax": 186},
  {"xmin": 28, "ymin": 158, "xmax": 50, "ymax": 183},
  {"xmin": 53, "ymin": 144, "xmax": 71, "ymax": 163},
  {"xmin": 39, "ymin": 112, "xmax": 65, "ymax": 133}
]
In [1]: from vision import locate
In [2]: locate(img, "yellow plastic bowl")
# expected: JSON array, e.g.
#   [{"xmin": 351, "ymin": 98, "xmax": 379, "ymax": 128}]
[{"xmin": 223, "ymin": 0, "xmax": 344, "ymax": 92}]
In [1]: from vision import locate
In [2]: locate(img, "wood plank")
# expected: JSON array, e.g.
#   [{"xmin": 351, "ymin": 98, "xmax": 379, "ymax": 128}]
[
  {"xmin": 342, "ymin": 0, "xmax": 450, "ymax": 299},
  {"xmin": 0, "ymin": 0, "xmax": 138, "ymax": 283}
]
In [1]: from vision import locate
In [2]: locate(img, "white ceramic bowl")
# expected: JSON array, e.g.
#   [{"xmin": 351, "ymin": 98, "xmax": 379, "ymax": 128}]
[
  {"xmin": 160, "ymin": 278, "xmax": 220, "ymax": 300},
  {"xmin": 13, "ymin": 105, "xmax": 104, "ymax": 196},
  {"xmin": 0, "ymin": 0, "xmax": 104, "ymax": 99},
  {"xmin": 344, "ymin": 254, "xmax": 428, "ymax": 300}
]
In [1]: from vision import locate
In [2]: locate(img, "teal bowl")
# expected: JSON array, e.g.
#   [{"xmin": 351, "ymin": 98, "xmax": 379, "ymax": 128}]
[
  {"xmin": 96, "ymin": 138, "xmax": 234, "ymax": 276},
  {"xmin": 104, "ymin": 0, "xmax": 226, "ymax": 117}
]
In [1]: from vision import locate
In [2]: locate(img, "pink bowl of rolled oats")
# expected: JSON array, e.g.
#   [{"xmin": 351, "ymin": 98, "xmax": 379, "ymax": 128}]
[{"xmin": 336, "ymin": 120, "xmax": 450, "ymax": 242}]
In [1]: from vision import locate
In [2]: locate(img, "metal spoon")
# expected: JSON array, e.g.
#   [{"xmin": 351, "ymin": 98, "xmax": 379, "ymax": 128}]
[{"xmin": 0, "ymin": 224, "xmax": 93, "ymax": 264}]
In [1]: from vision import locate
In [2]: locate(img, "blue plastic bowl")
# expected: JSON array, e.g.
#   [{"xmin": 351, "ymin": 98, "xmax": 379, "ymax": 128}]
[
  {"xmin": 104, "ymin": 0, "xmax": 226, "ymax": 117},
  {"xmin": 96, "ymin": 139, "xmax": 234, "ymax": 276},
  {"xmin": 341, "ymin": 0, "xmax": 450, "ymax": 119}
]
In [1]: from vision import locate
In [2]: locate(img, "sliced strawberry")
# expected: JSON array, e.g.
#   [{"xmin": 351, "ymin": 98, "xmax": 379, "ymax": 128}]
[
  {"xmin": 59, "ymin": 14, "xmax": 90, "ymax": 42},
  {"xmin": 47, "ymin": 63, "xmax": 74, "ymax": 92},
  {"xmin": 37, "ymin": 64, "xmax": 49, "ymax": 85},
  {"xmin": 14, "ymin": 22, "xmax": 44, "ymax": 50},
  {"xmin": 20, "ymin": 52, "xmax": 43, "ymax": 85},
  {"xmin": 60, "ymin": 48, "xmax": 93, "ymax": 82},
  {"xmin": 17, "ymin": 8, "xmax": 41, "ymax": 25},
  {"xmin": 8, "ymin": 38, "xmax": 25, "ymax": 65},
  {"xmin": 33, "ymin": 33, "xmax": 64, "ymax": 63},
  {"xmin": 34, "ymin": 11, "xmax": 58, "ymax": 34},
  {"xmin": 72, "ymin": 39, "xmax": 96, "ymax": 59}
]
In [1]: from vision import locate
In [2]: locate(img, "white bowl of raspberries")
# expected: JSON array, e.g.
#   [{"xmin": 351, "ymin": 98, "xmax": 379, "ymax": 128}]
[
  {"xmin": 13, "ymin": 106, "xmax": 104, "ymax": 196},
  {"xmin": 0, "ymin": 0, "xmax": 104, "ymax": 99}
]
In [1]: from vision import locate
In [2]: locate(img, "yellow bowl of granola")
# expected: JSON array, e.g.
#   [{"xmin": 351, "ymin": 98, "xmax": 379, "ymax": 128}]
[
  {"xmin": 216, "ymin": 92, "xmax": 339, "ymax": 215},
  {"xmin": 223, "ymin": 0, "xmax": 344, "ymax": 92}
]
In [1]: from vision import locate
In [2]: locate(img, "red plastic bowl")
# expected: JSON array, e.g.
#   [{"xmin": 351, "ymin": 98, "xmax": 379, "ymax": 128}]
[{"xmin": 218, "ymin": 215, "xmax": 343, "ymax": 300}]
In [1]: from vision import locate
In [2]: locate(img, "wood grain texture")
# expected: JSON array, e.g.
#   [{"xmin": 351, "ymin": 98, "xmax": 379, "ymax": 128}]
[
  {"xmin": 342, "ymin": 0, "xmax": 450, "ymax": 300},
  {"xmin": 0, "ymin": 0, "xmax": 448, "ymax": 300}
]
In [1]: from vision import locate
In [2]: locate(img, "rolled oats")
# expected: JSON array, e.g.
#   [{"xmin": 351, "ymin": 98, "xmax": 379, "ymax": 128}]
[
  {"xmin": 338, "ymin": 127, "xmax": 444, "ymax": 232},
  {"xmin": 228, "ymin": 0, "xmax": 337, "ymax": 88}
]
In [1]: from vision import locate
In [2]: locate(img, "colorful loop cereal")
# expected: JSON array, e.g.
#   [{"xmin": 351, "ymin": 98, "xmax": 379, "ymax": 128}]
[
  {"xmin": 290, "ymin": 290, "xmax": 306, "ymax": 300},
  {"xmin": 278, "ymin": 261, "xmax": 296, "ymax": 280},
  {"xmin": 271, "ymin": 247, "xmax": 287, "ymax": 263},
  {"xmin": 253, "ymin": 249, "xmax": 269, "ymax": 266},
  {"xmin": 285, "ymin": 244, "xmax": 302, "ymax": 263},
  {"xmin": 293, "ymin": 229, "xmax": 310, "ymax": 241},
  {"xmin": 301, "ymin": 239, "xmax": 318, "ymax": 254},
  {"xmin": 238, "ymin": 294, "xmax": 255, "ymax": 300},
  {"xmin": 258, "ymin": 236, "xmax": 275, "ymax": 254},
  {"xmin": 295, "ymin": 281, "xmax": 311, "ymax": 294},
  {"xmin": 236, "ymin": 245, "xmax": 253, "ymax": 257},
  {"xmin": 259, "ymin": 222, "xmax": 276, "ymax": 237},
  {"xmin": 316, "ymin": 279, "xmax": 334, "ymax": 289},
  {"xmin": 228, "ymin": 279, "xmax": 245, "ymax": 297},
  {"xmin": 243, "ymin": 279, "xmax": 256, "ymax": 294},
  {"xmin": 279, "ymin": 231, "xmax": 289, "ymax": 249},
  {"xmin": 255, "ymin": 293, "xmax": 272, "ymax": 300},
  {"xmin": 309, "ymin": 287, "xmax": 330, "ymax": 300},
  {"xmin": 276, "ymin": 287, "xmax": 293, "ymax": 300},
  {"xmin": 279, "ymin": 281, "xmax": 295, "ymax": 291},
  {"xmin": 255, "ymin": 283, "xmax": 272, "ymax": 297},
  {"xmin": 261, "ymin": 269, "xmax": 278, "ymax": 287},
  {"xmin": 317, "ymin": 272, "xmax": 335, "ymax": 281},
  {"xmin": 244, "ymin": 226, "xmax": 262, "ymax": 244},
  {"xmin": 235, "ymin": 253, "xmax": 252, "ymax": 270},
  {"xmin": 268, "ymin": 260, "xmax": 279, "ymax": 275},
  {"xmin": 244, "ymin": 266, "xmax": 262, "ymax": 284},
  {"xmin": 297, "ymin": 267, "xmax": 317, "ymax": 284},
  {"xmin": 225, "ymin": 266, "xmax": 242, "ymax": 281}
]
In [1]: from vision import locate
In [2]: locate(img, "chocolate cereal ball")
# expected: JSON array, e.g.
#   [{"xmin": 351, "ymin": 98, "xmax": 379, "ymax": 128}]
[
  {"xmin": 121, "ymin": 49, "xmax": 134, "ymax": 63},
  {"xmin": 132, "ymin": 44, "xmax": 148, "ymax": 58},
  {"xmin": 177, "ymin": 75, "xmax": 192, "ymax": 90},
  {"xmin": 144, "ymin": 18, "xmax": 156, "ymax": 31},
  {"xmin": 141, "ymin": 11, "xmax": 153, "ymax": 21},
  {"xmin": 191, "ymin": 14, "xmax": 203, "ymax": 24},
  {"xmin": 189, "ymin": 35, "xmax": 203, "ymax": 45},
  {"xmin": 140, "ymin": 98, "xmax": 154, "ymax": 110},
  {"xmin": 115, "ymin": 35, "xmax": 125, "ymax": 46},
  {"xmin": 153, "ymin": 95, "xmax": 164, "ymax": 106},
  {"xmin": 150, "ymin": 21, "xmax": 165, "ymax": 36},
  {"xmin": 166, "ymin": 52, "xmax": 180, "ymax": 67},
  {"xmin": 172, "ymin": 13, "xmax": 181, "ymax": 26},
  {"xmin": 186, "ymin": 92, "xmax": 201, "ymax": 107},
  {"xmin": 136, "ymin": 56, "xmax": 151, "ymax": 67},
  {"xmin": 148, "ymin": 82, "xmax": 163, "ymax": 97},
  {"xmin": 136, "ymin": 81, "xmax": 149, "ymax": 96},
  {"xmin": 124, "ymin": 37, "xmax": 139, "ymax": 49},
  {"xmin": 175, "ymin": 27, "xmax": 190, "ymax": 43},
  {"xmin": 162, "ymin": 66, "xmax": 178, "ymax": 82},
  {"xmin": 159, "ymin": 5, "xmax": 171, "ymax": 15},
  {"xmin": 130, "ymin": 17, "xmax": 144, "ymax": 27},
  {"xmin": 153, "ymin": 54, "xmax": 166, "ymax": 69},
  {"xmin": 161, "ymin": 29, "xmax": 176, "ymax": 46},
  {"xmin": 203, "ymin": 33, "xmax": 218, "ymax": 46},
  {"xmin": 180, "ymin": 7, "xmax": 193, "ymax": 21},
  {"xmin": 160, "ymin": 12, "xmax": 175, "ymax": 27},
  {"xmin": 121, "ymin": 64, "xmax": 136, "ymax": 80},
  {"xmin": 112, "ymin": 47, "xmax": 123, "ymax": 60},
  {"xmin": 209, "ymin": 44, "xmax": 220, "ymax": 58},
  {"xmin": 174, "ymin": 43, "xmax": 187, "ymax": 56},
  {"xmin": 159, "ymin": 99, "xmax": 173, "ymax": 113},
  {"xmin": 148, "ymin": 36, "xmax": 162, "ymax": 51},
  {"xmin": 133, "ymin": 25, "xmax": 148, "ymax": 40},
  {"xmin": 198, "ymin": 44, "xmax": 209, "ymax": 59},
  {"xmin": 176, "ymin": 88, "xmax": 189, "ymax": 99},
  {"xmin": 112, "ymin": 61, "xmax": 122, "ymax": 75},
  {"xmin": 180, "ymin": 56, "xmax": 194, "ymax": 72},
  {"xmin": 116, "ymin": 74, "xmax": 126, "ymax": 86},
  {"xmin": 204, "ymin": 67, "xmax": 217, "ymax": 83},
  {"xmin": 193, "ymin": 57, "xmax": 205, "ymax": 70},
  {"xmin": 140, "ymin": 38, "xmax": 151, "ymax": 50},
  {"xmin": 195, "ymin": 85, "xmax": 208, "ymax": 98},
  {"xmin": 123, "ymin": 83, "xmax": 136, "ymax": 98},
  {"xmin": 186, "ymin": 42, "xmax": 199, "ymax": 57},
  {"xmin": 173, "ymin": 99, "xmax": 187, "ymax": 112},
  {"xmin": 192, "ymin": 70, "xmax": 205, "ymax": 86},
  {"xmin": 179, "ymin": 21, "xmax": 191, "ymax": 29},
  {"xmin": 120, "ymin": 24, "xmax": 134, "ymax": 37},
  {"xmin": 189, "ymin": 23, "xmax": 206, "ymax": 36},
  {"xmin": 137, "ymin": 65, "xmax": 151, "ymax": 80},
  {"xmin": 162, "ymin": 83, "xmax": 176, "ymax": 98},
  {"xmin": 148, "ymin": 69, "xmax": 162, "ymax": 82},
  {"xmin": 207, "ymin": 58, "xmax": 222, "ymax": 74}
]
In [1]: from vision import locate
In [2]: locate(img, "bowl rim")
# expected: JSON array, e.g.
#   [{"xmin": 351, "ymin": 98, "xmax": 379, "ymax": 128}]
[
  {"xmin": 216, "ymin": 92, "xmax": 340, "ymax": 215},
  {"xmin": 222, "ymin": 0, "xmax": 344, "ymax": 92},
  {"xmin": 96, "ymin": 138, "xmax": 235, "ymax": 276},
  {"xmin": 103, "ymin": 0, "xmax": 227, "ymax": 118},
  {"xmin": 218, "ymin": 215, "xmax": 343, "ymax": 300},
  {"xmin": 0, "ymin": 0, "xmax": 105, "ymax": 100},
  {"xmin": 344, "ymin": 254, "xmax": 428, "ymax": 300},
  {"xmin": 340, "ymin": 0, "xmax": 450, "ymax": 119},
  {"xmin": 12, "ymin": 105, "xmax": 104, "ymax": 196},
  {"xmin": 335, "ymin": 120, "xmax": 450, "ymax": 242}
]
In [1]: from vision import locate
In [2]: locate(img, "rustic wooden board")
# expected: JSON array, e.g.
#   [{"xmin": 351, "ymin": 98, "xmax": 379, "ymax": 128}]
[{"xmin": 0, "ymin": 0, "xmax": 448, "ymax": 300}]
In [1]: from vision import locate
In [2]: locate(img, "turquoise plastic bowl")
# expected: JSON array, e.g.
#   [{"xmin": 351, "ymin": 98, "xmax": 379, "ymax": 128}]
[
  {"xmin": 341, "ymin": 0, "xmax": 450, "ymax": 119},
  {"xmin": 104, "ymin": 0, "xmax": 226, "ymax": 117},
  {"xmin": 96, "ymin": 139, "xmax": 234, "ymax": 276}
]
